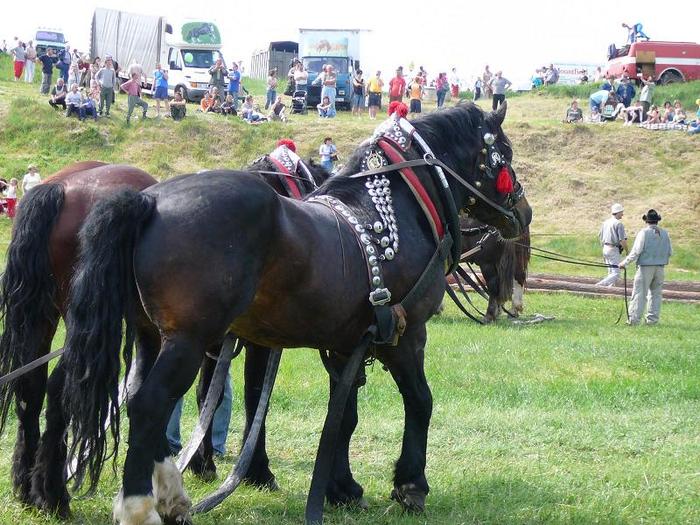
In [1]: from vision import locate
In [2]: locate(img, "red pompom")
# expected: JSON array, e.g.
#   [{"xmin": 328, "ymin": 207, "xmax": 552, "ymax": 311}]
[
  {"xmin": 495, "ymin": 165, "xmax": 513, "ymax": 194},
  {"xmin": 387, "ymin": 101, "xmax": 408, "ymax": 118},
  {"xmin": 277, "ymin": 139, "xmax": 296, "ymax": 152}
]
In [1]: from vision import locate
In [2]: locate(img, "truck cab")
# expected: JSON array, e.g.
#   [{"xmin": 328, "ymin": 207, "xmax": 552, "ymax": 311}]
[
  {"xmin": 163, "ymin": 45, "xmax": 225, "ymax": 102},
  {"xmin": 34, "ymin": 28, "xmax": 66, "ymax": 55},
  {"xmin": 303, "ymin": 56, "xmax": 356, "ymax": 108}
]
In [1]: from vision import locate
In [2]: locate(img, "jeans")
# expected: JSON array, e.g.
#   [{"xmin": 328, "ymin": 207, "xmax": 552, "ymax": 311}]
[
  {"xmin": 321, "ymin": 159, "xmax": 334, "ymax": 173},
  {"xmin": 492, "ymin": 93, "xmax": 505, "ymax": 110},
  {"xmin": 436, "ymin": 89, "xmax": 447, "ymax": 108},
  {"xmin": 321, "ymin": 85, "xmax": 336, "ymax": 107},
  {"xmin": 166, "ymin": 371, "xmax": 233, "ymax": 455},
  {"xmin": 127, "ymin": 95, "xmax": 149, "ymax": 121},
  {"xmin": 99, "ymin": 86, "xmax": 113, "ymax": 114},
  {"xmin": 265, "ymin": 89, "xmax": 276, "ymax": 109},
  {"xmin": 58, "ymin": 63, "xmax": 69, "ymax": 83},
  {"xmin": 40, "ymin": 73, "xmax": 52, "ymax": 94},
  {"xmin": 24, "ymin": 60, "xmax": 35, "ymax": 83}
]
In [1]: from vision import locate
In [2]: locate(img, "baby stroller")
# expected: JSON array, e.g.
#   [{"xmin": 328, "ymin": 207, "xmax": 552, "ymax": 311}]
[{"xmin": 291, "ymin": 89, "xmax": 308, "ymax": 115}]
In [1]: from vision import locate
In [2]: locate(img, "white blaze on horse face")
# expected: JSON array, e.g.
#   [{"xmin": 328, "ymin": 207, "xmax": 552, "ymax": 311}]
[
  {"xmin": 512, "ymin": 280, "xmax": 525, "ymax": 313},
  {"xmin": 153, "ymin": 458, "xmax": 192, "ymax": 522},
  {"xmin": 113, "ymin": 492, "xmax": 162, "ymax": 525}
]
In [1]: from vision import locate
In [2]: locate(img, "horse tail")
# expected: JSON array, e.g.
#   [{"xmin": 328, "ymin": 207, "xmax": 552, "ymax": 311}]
[
  {"xmin": 514, "ymin": 226, "xmax": 531, "ymax": 286},
  {"xmin": 0, "ymin": 183, "xmax": 65, "ymax": 433},
  {"xmin": 62, "ymin": 189, "xmax": 156, "ymax": 492},
  {"xmin": 495, "ymin": 238, "xmax": 516, "ymax": 305}
]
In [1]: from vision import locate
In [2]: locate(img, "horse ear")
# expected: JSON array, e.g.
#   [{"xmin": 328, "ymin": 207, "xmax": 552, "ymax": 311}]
[{"xmin": 490, "ymin": 100, "xmax": 507, "ymax": 127}]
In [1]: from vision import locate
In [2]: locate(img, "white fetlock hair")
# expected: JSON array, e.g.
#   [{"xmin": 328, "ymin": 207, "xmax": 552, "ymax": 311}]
[
  {"xmin": 113, "ymin": 492, "xmax": 162, "ymax": 525},
  {"xmin": 512, "ymin": 280, "xmax": 525, "ymax": 313},
  {"xmin": 152, "ymin": 458, "xmax": 192, "ymax": 521}
]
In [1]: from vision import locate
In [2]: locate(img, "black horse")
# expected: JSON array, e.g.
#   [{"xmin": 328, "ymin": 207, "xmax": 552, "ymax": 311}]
[
  {"xmin": 460, "ymin": 216, "xmax": 531, "ymax": 322},
  {"xmin": 0, "ymin": 150, "xmax": 326, "ymax": 518},
  {"xmin": 62, "ymin": 102, "xmax": 531, "ymax": 524}
]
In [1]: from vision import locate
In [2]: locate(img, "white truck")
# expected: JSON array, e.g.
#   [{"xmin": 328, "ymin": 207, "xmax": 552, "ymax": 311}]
[
  {"xmin": 91, "ymin": 8, "xmax": 225, "ymax": 101},
  {"xmin": 298, "ymin": 28, "xmax": 364, "ymax": 108}
]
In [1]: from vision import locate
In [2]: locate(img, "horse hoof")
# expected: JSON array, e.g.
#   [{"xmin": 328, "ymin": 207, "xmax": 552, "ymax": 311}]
[
  {"xmin": 163, "ymin": 515, "xmax": 193, "ymax": 525},
  {"xmin": 390, "ymin": 483, "xmax": 426, "ymax": 513}
]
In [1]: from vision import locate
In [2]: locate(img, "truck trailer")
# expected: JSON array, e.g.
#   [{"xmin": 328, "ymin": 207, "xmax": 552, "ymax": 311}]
[
  {"xmin": 298, "ymin": 28, "xmax": 364, "ymax": 109},
  {"xmin": 91, "ymin": 8, "xmax": 226, "ymax": 101}
]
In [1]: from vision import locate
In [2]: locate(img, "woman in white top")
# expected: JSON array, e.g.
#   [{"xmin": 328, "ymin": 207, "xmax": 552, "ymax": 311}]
[
  {"xmin": 293, "ymin": 62, "xmax": 309, "ymax": 92},
  {"xmin": 22, "ymin": 165, "xmax": 42, "ymax": 195}
]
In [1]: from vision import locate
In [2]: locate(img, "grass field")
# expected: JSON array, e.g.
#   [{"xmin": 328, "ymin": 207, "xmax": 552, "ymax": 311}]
[
  {"xmin": 0, "ymin": 295, "xmax": 698, "ymax": 524},
  {"xmin": 0, "ymin": 54, "xmax": 699, "ymax": 524}
]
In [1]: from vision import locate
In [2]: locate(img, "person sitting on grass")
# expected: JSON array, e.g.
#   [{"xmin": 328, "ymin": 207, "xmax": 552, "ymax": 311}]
[
  {"xmin": 170, "ymin": 90, "xmax": 187, "ymax": 121},
  {"xmin": 623, "ymin": 100, "xmax": 644, "ymax": 126},
  {"xmin": 672, "ymin": 100, "xmax": 687, "ymax": 124},
  {"xmin": 588, "ymin": 105, "xmax": 603, "ymax": 123},
  {"xmin": 317, "ymin": 96, "xmax": 336, "ymax": 118},
  {"xmin": 564, "ymin": 99, "xmax": 583, "ymax": 123},
  {"xmin": 80, "ymin": 88, "xmax": 98, "ymax": 121},
  {"xmin": 240, "ymin": 95, "xmax": 255, "ymax": 120},
  {"xmin": 661, "ymin": 101, "xmax": 675, "ymax": 123},
  {"xmin": 686, "ymin": 99, "xmax": 700, "ymax": 135},
  {"xmin": 200, "ymin": 92, "xmax": 215, "ymax": 113},
  {"xmin": 643, "ymin": 105, "xmax": 661, "ymax": 125},
  {"xmin": 65, "ymin": 83, "xmax": 82, "ymax": 119},
  {"xmin": 49, "ymin": 78, "xmax": 67, "ymax": 110},
  {"xmin": 268, "ymin": 95, "xmax": 287, "ymax": 122},
  {"xmin": 221, "ymin": 94, "xmax": 237, "ymax": 116},
  {"xmin": 210, "ymin": 94, "xmax": 222, "ymax": 113}
]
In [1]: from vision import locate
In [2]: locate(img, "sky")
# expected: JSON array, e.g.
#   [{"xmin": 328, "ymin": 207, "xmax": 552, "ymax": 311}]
[{"xmin": 2, "ymin": 0, "xmax": 698, "ymax": 83}]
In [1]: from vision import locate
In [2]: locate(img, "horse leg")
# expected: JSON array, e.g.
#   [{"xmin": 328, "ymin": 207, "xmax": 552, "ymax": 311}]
[
  {"xmin": 324, "ymin": 352, "xmax": 365, "ymax": 508},
  {"xmin": 114, "ymin": 335, "xmax": 202, "ymax": 525},
  {"xmin": 241, "ymin": 343, "xmax": 277, "ymax": 489},
  {"xmin": 376, "ymin": 323, "xmax": 431, "ymax": 513},
  {"xmin": 482, "ymin": 264, "xmax": 501, "ymax": 323},
  {"xmin": 512, "ymin": 279, "xmax": 525, "ymax": 315},
  {"xmin": 186, "ymin": 347, "xmax": 222, "ymax": 481},
  {"xmin": 11, "ymin": 318, "xmax": 56, "ymax": 504}
]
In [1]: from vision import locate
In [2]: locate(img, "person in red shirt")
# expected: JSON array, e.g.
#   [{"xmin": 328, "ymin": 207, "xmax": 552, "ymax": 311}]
[{"xmin": 389, "ymin": 69, "xmax": 406, "ymax": 103}]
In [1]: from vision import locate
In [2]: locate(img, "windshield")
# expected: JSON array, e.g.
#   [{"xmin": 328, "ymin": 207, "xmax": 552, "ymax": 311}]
[
  {"xmin": 303, "ymin": 57, "xmax": 349, "ymax": 76},
  {"xmin": 181, "ymin": 49, "xmax": 224, "ymax": 69},
  {"xmin": 36, "ymin": 31, "xmax": 65, "ymax": 43}
]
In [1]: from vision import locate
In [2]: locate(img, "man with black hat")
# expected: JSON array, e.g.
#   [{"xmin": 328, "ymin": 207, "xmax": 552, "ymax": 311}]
[
  {"xmin": 596, "ymin": 203, "xmax": 628, "ymax": 286},
  {"xmin": 619, "ymin": 209, "xmax": 672, "ymax": 325}
]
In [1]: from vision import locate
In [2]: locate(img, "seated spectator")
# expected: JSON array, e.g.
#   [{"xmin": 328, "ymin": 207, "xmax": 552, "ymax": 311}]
[
  {"xmin": 65, "ymin": 83, "xmax": 82, "ymax": 118},
  {"xmin": 589, "ymin": 89, "xmax": 609, "ymax": 113},
  {"xmin": 661, "ymin": 101, "xmax": 675, "ymax": 123},
  {"xmin": 210, "ymin": 95, "xmax": 221, "ymax": 114},
  {"xmin": 687, "ymin": 99, "xmax": 700, "ymax": 135},
  {"xmin": 80, "ymin": 90, "xmax": 98, "ymax": 121},
  {"xmin": 170, "ymin": 90, "xmax": 187, "ymax": 121},
  {"xmin": 49, "ymin": 78, "xmax": 67, "ymax": 110},
  {"xmin": 623, "ymin": 100, "xmax": 644, "ymax": 126},
  {"xmin": 672, "ymin": 100, "xmax": 686, "ymax": 124},
  {"xmin": 317, "ymin": 96, "xmax": 336, "ymax": 118},
  {"xmin": 564, "ymin": 99, "xmax": 583, "ymax": 123},
  {"xmin": 240, "ymin": 95, "xmax": 255, "ymax": 120},
  {"xmin": 268, "ymin": 95, "xmax": 287, "ymax": 122},
  {"xmin": 643, "ymin": 105, "xmax": 661, "ymax": 125},
  {"xmin": 200, "ymin": 92, "xmax": 215, "ymax": 113},
  {"xmin": 588, "ymin": 105, "xmax": 603, "ymax": 123},
  {"xmin": 602, "ymin": 91, "xmax": 625, "ymax": 120},
  {"xmin": 221, "ymin": 94, "xmax": 237, "ymax": 116}
]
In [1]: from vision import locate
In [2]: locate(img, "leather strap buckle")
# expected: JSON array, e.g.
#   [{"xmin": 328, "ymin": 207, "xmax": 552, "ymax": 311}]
[{"xmin": 369, "ymin": 288, "xmax": 392, "ymax": 306}]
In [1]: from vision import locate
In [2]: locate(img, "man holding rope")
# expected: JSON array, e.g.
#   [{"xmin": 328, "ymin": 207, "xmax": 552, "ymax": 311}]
[
  {"xmin": 619, "ymin": 209, "xmax": 672, "ymax": 325},
  {"xmin": 596, "ymin": 203, "xmax": 628, "ymax": 287}
]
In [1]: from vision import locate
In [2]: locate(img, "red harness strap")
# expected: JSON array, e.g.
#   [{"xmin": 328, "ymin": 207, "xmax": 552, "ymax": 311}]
[
  {"xmin": 268, "ymin": 157, "xmax": 303, "ymax": 200},
  {"xmin": 377, "ymin": 139, "xmax": 444, "ymax": 241}
]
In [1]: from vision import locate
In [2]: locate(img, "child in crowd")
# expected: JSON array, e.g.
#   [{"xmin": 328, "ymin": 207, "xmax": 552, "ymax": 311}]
[
  {"xmin": 588, "ymin": 105, "xmax": 602, "ymax": 123},
  {"xmin": 408, "ymin": 76, "xmax": 423, "ymax": 114},
  {"xmin": 80, "ymin": 89, "xmax": 98, "ymax": 121},
  {"xmin": 221, "ymin": 94, "xmax": 236, "ymax": 115},
  {"xmin": 200, "ymin": 92, "xmax": 215, "ymax": 113},
  {"xmin": 643, "ymin": 105, "xmax": 661, "ymax": 124},
  {"xmin": 4, "ymin": 178, "xmax": 18, "ymax": 220},
  {"xmin": 319, "ymin": 136, "xmax": 337, "ymax": 173},
  {"xmin": 120, "ymin": 72, "xmax": 149, "ymax": 124},
  {"xmin": 317, "ymin": 96, "xmax": 336, "ymax": 118},
  {"xmin": 65, "ymin": 83, "xmax": 82, "ymax": 118},
  {"xmin": 623, "ymin": 100, "xmax": 644, "ymax": 125},
  {"xmin": 564, "ymin": 99, "xmax": 583, "ymax": 123},
  {"xmin": 240, "ymin": 95, "xmax": 255, "ymax": 120},
  {"xmin": 687, "ymin": 99, "xmax": 700, "ymax": 135},
  {"xmin": 672, "ymin": 100, "xmax": 686, "ymax": 124},
  {"xmin": 268, "ymin": 95, "xmax": 287, "ymax": 122},
  {"xmin": 661, "ymin": 101, "xmax": 674, "ymax": 123},
  {"xmin": 170, "ymin": 90, "xmax": 187, "ymax": 121}
]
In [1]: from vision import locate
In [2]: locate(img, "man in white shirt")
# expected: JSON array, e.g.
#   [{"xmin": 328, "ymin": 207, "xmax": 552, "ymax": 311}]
[
  {"xmin": 596, "ymin": 203, "xmax": 628, "ymax": 286},
  {"xmin": 22, "ymin": 165, "xmax": 42, "ymax": 195}
]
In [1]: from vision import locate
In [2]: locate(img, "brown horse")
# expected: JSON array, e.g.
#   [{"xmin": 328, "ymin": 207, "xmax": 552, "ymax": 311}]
[
  {"xmin": 0, "ymin": 162, "xmax": 157, "ymax": 516},
  {"xmin": 62, "ymin": 102, "xmax": 531, "ymax": 524}
]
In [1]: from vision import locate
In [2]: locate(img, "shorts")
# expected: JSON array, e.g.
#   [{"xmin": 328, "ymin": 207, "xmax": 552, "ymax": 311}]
[
  {"xmin": 409, "ymin": 99, "xmax": 421, "ymax": 113},
  {"xmin": 351, "ymin": 93, "xmax": 364, "ymax": 108},
  {"xmin": 154, "ymin": 86, "xmax": 168, "ymax": 100},
  {"xmin": 368, "ymin": 92, "xmax": 382, "ymax": 107}
]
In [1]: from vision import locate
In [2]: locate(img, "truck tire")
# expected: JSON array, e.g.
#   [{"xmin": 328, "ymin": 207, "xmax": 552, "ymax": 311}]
[
  {"xmin": 659, "ymin": 70, "xmax": 683, "ymax": 85},
  {"xmin": 176, "ymin": 85, "xmax": 189, "ymax": 101}
]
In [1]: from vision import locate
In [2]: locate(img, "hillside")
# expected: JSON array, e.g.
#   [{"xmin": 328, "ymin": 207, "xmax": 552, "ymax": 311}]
[{"xmin": 0, "ymin": 55, "xmax": 698, "ymax": 279}]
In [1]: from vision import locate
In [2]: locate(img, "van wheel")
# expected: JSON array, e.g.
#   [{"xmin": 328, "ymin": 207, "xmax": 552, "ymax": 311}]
[
  {"xmin": 659, "ymin": 70, "xmax": 683, "ymax": 85},
  {"xmin": 176, "ymin": 85, "xmax": 188, "ymax": 101}
]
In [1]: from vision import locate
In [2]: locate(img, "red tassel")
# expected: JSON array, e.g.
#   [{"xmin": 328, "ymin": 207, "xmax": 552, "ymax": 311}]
[
  {"xmin": 277, "ymin": 139, "xmax": 296, "ymax": 152},
  {"xmin": 388, "ymin": 101, "xmax": 408, "ymax": 118},
  {"xmin": 496, "ymin": 166, "xmax": 513, "ymax": 194}
]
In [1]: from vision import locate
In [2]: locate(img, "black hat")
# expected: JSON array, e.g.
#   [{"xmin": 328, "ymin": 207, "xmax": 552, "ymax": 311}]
[{"xmin": 643, "ymin": 209, "xmax": 661, "ymax": 223}]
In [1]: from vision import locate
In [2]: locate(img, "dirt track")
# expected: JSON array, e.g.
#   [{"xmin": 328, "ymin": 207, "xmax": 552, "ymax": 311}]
[{"xmin": 449, "ymin": 272, "xmax": 700, "ymax": 304}]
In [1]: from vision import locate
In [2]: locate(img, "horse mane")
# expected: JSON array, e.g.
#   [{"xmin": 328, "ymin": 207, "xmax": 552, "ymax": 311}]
[{"xmin": 315, "ymin": 102, "xmax": 498, "ymax": 203}]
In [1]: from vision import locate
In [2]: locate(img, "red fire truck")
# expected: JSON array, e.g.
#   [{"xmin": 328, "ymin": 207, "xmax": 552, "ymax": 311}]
[{"xmin": 606, "ymin": 40, "xmax": 700, "ymax": 83}]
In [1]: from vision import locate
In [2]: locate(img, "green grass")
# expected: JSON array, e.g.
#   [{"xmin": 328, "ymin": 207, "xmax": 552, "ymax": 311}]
[{"xmin": 0, "ymin": 295, "xmax": 698, "ymax": 524}]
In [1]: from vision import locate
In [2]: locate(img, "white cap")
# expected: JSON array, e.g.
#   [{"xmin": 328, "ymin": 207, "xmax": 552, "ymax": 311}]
[{"xmin": 611, "ymin": 203, "xmax": 624, "ymax": 214}]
